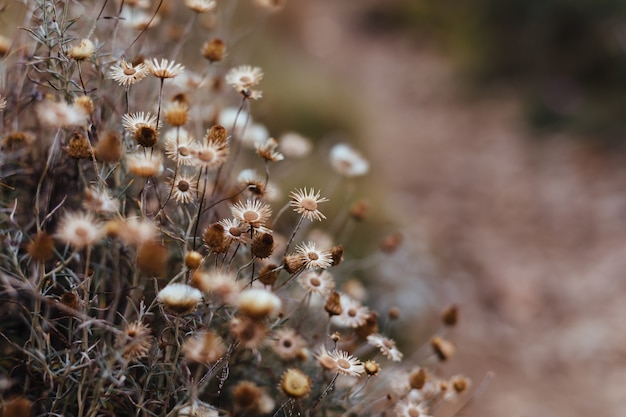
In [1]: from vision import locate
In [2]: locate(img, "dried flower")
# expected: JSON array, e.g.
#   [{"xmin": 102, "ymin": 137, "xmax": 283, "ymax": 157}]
[
  {"xmin": 238, "ymin": 288, "xmax": 281, "ymax": 320},
  {"xmin": 333, "ymin": 294, "xmax": 370, "ymax": 328},
  {"xmin": 202, "ymin": 38, "xmax": 226, "ymax": 62},
  {"xmin": 27, "ymin": 232, "xmax": 55, "ymax": 261},
  {"xmin": 165, "ymin": 101, "xmax": 189, "ymax": 127},
  {"xmin": 126, "ymin": 151, "xmax": 163, "ymax": 177},
  {"xmin": 394, "ymin": 399, "xmax": 431, "ymax": 417},
  {"xmin": 164, "ymin": 128, "xmax": 197, "ymax": 165},
  {"xmin": 116, "ymin": 321, "xmax": 152, "ymax": 361},
  {"xmin": 441, "ymin": 304, "xmax": 458, "ymax": 327},
  {"xmin": 56, "ymin": 212, "xmax": 102, "ymax": 249},
  {"xmin": 68, "ymin": 38, "xmax": 95, "ymax": 60},
  {"xmin": 298, "ymin": 270, "xmax": 335, "ymax": 297},
  {"xmin": 295, "ymin": 242, "xmax": 332, "ymax": 269},
  {"xmin": 183, "ymin": 331, "xmax": 226, "ymax": 364},
  {"xmin": 363, "ymin": 360, "xmax": 380, "ymax": 376},
  {"xmin": 36, "ymin": 100, "xmax": 88, "ymax": 128},
  {"xmin": 431, "ymin": 337, "xmax": 455, "ymax": 361},
  {"xmin": 95, "ymin": 131, "xmax": 122, "ymax": 162},
  {"xmin": 279, "ymin": 369, "xmax": 311, "ymax": 398},
  {"xmin": 185, "ymin": 0, "xmax": 217, "ymax": 13},
  {"xmin": 0, "ymin": 94, "xmax": 6, "ymax": 112},
  {"xmin": 230, "ymin": 316, "xmax": 267, "ymax": 350},
  {"xmin": 84, "ymin": 187, "xmax": 119, "ymax": 214},
  {"xmin": 185, "ymin": 251, "xmax": 204, "ymax": 269},
  {"xmin": 109, "ymin": 59, "xmax": 149, "ymax": 86},
  {"xmin": 65, "ymin": 131, "xmax": 92, "ymax": 159},
  {"xmin": 256, "ymin": 137, "xmax": 284, "ymax": 162},
  {"xmin": 367, "ymin": 333, "xmax": 403, "ymax": 362},
  {"xmin": 157, "ymin": 283, "xmax": 203, "ymax": 315},
  {"xmin": 316, "ymin": 347, "xmax": 364, "ymax": 377},
  {"xmin": 231, "ymin": 199, "xmax": 272, "ymax": 228},
  {"xmin": 330, "ymin": 143, "xmax": 370, "ymax": 177},
  {"xmin": 171, "ymin": 174, "xmax": 197, "ymax": 204},
  {"xmin": 191, "ymin": 270, "xmax": 241, "ymax": 304},
  {"xmin": 233, "ymin": 381, "xmax": 275, "ymax": 414},
  {"xmin": 289, "ymin": 188, "xmax": 328, "ymax": 221},
  {"xmin": 147, "ymin": 58, "xmax": 185, "ymax": 79},
  {"xmin": 122, "ymin": 112, "xmax": 161, "ymax": 147},
  {"xmin": 225, "ymin": 65, "xmax": 263, "ymax": 98},
  {"xmin": 193, "ymin": 140, "xmax": 229, "ymax": 170},
  {"xmin": 271, "ymin": 328, "xmax": 307, "ymax": 361},
  {"xmin": 279, "ymin": 132, "xmax": 312, "ymax": 158}
]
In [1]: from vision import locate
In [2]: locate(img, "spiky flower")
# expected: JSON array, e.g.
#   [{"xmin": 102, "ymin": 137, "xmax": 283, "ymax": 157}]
[
  {"xmin": 170, "ymin": 174, "xmax": 197, "ymax": 204},
  {"xmin": 185, "ymin": 0, "xmax": 216, "ymax": 13},
  {"xmin": 116, "ymin": 321, "xmax": 152, "ymax": 361},
  {"xmin": 164, "ymin": 128, "xmax": 197, "ymax": 165},
  {"xmin": 109, "ymin": 59, "xmax": 149, "ymax": 86},
  {"xmin": 295, "ymin": 242, "xmax": 333, "ymax": 269},
  {"xmin": 316, "ymin": 347, "xmax": 364, "ymax": 377},
  {"xmin": 289, "ymin": 188, "xmax": 329, "ymax": 221},
  {"xmin": 298, "ymin": 270, "xmax": 335, "ymax": 297},
  {"xmin": 367, "ymin": 333, "xmax": 403, "ymax": 362},
  {"xmin": 147, "ymin": 58, "xmax": 185, "ymax": 79},
  {"xmin": 256, "ymin": 137, "xmax": 284, "ymax": 162},
  {"xmin": 225, "ymin": 65, "xmax": 263, "ymax": 98},
  {"xmin": 157, "ymin": 283, "xmax": 203, "ymax": 315},
  {"xmin": 231, "ymin": 199, "xmax": 272, "ymax": 228},
  {"xmin": 56, "ymin": 211, "xmax": 102, "ymax": 249}
]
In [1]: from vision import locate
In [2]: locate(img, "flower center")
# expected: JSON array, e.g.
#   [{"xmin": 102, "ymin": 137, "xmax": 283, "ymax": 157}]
[
  {"xmin": 348, "ymin": 308, "xmax": 357, "ymax": 317},
  {"xmin": 336, "ymin": 358, "xmax": 350, "ymax": 370},
  {"xmin": 408, "ymin": 408, "xmax": 422, "ymax": 417},
  {"xmin": 243, "ymin": 210, "xmax": 259, "ymax": 222},
  {"xmin": 307, "ymin": 252, "xmax": 319, "ymax": 261},
  {"xmin": 75, "ymin": 227, "xmax": 88, "ymax": 238},
  {"xmin": 240, "ymin": 75, "xmax": 251, "ymax": 84},
  {"xmin": 198, "ymin": 149, "xmax": 214, "ymax": 162},
  {"xmin": 179, "ymin": 145, "xmax": 190, "ymax": 157},
  {"xmin": 124, "ymin": 67, "xmax": 137, "ymax": 76},
  {"xmin": 300, "ymin": 198, "xmax": 318, "ymax": 211},
  {"xmin": 319, "ymin": 356, "xmax": 336, "ymax": 370},
  {"xmin": 229, "ymin": 227, "xmax": 242, "ymax": 237},
  {"xmin": 282, "ymin": 339, "xmax": 292, "ymax": 348},
  {"xmin": 310, "ymin": 277, "xmax": 321, "ymax": 287},
  {"xmin": 177, "ymin": 180, "xmax": 190, "ymax": 192}
]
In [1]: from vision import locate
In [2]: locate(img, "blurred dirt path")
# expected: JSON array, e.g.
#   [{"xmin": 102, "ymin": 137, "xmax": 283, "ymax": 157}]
[{"xmin": 292, "ymin": 1, "xmax": 626, "ymax": 416}]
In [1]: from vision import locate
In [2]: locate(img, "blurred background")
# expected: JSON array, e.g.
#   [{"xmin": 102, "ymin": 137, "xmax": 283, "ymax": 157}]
[{"xmin": 251, "ymin": 0, "xmax": 626, "ymax": 415}]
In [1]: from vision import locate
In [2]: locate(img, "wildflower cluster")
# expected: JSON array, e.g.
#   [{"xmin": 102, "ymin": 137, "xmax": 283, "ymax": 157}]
[{"xmin": 0, "ymin": 2, "xmax": 471, "ymax": 416}]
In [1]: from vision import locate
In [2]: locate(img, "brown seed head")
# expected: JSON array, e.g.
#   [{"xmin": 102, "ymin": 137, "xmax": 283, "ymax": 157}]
[
  {"xmin": 134, "ymin": 125, "xmax": 159, "ymax": 148},
  {"xmin": 27, "ymin": 232, "xmax": 55, "ymax": 261},
  {"xmin": 441, "ymin": 304, "xmax": 458, "ymax": 327},
  {"xmin": 165, "ymin": 101, "xmax": 189, "ymax": 127},
  {"xmin": 257, "ymin": 263, "xmax": 279, "ymax": 286},
  {"xmin": 208, "ymin": 124, "xmax": 228, "ymax": 144},
  {"xmin": 60, "ymin": 291, "xmax": 80, "ymax": 311},
  {"xmin": 349, "ymin": 200, "xmax": 369, "ymax": 221},
  {"xmin": 2, "ymin": 131, "xmax": 35, "ymax": 153},
  {"xmin": 283, "ymin": 254, "xmax": 305, "ymax": 274},
  {"xmin": 66, "ymin": 131, "xmax": 92, "ymax": 159},
  {"xmin": 330, "ymin": 245, "xmax": 344, "ymax": 266},
  {"xmin": 230, "ymin": 316, "xmax": 268, "ymax": 350},
  {"xmin": 202, "ymin": 38, "xmax": 226, "ymax": 62},
  {"xmin": 204, "ymin": 223, "xmax": 230, "ymax": 253},
  {"xmin": 251, "ymin": 232, "xmax": 274, "ymax": 259},
  {"xmin": 95, "ymin": 131, "xmax": 122, "ymax": 162},
  {"xmin": 355, "ymin": 311, "xmax": 379, "ymax": 338},
  {"xmin": 431, "ymin": 336, "xmax": 455, "ymax": 361},
  {"xmin": 409, "ymin": 368, "xmax": 427, "ymax": 390},
  {"xmin": 74, "ymin": 95, "xmax": 94, "ymax": 115},
  {"xmin": 325, "ymin": 291, "xmax": 343, "ymax": 316},
  {"xmin": 185, "ymin": 251, "xmax": 203, "ymax": 269},
  {"xmin": 452, "ymin": 375, "xmax": 470, "ymax": 393},
  {"xmin": 233, "ymin": 381, "xmax": 262, "ymax": 410},
  {"xmin": 280, "ymin": 369, "xmax": 311, "ymax": 398},
  {"xmin": 388, "ymin": 306, "xmax": 401, "ymax": 320},
  {"xmin": 136, "ymin": 241, "xmax": 168, "ymax": 276}
]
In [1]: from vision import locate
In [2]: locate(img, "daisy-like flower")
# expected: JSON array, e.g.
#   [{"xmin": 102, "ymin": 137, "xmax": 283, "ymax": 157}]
[
  {"xmin": 279, "ymin": 132, "xmax": 312, "ymax": 158},
  {"xmin": 217, "ymin": 218, "xmax": 251, "ymax": 245},
  {"xmin": 231, "ymin": 199, "xmax": 272, "ymax": 228},
  {"xmin": 147, "ymin": 58, "xmax": 185, "ymax": 79},
  {"xmin": 394, "ymin": 399, "xmax": 431, "ymax": 417},
  {"xmin": 56, "ymin": 211, "xmax": 102, "ymax": 249},
  {"xmin": 184, "ymin": 0, "xmax": 217, "ymax": 13},
  {"xmin": 36, "ymin": 100, "xmax": 88, "ymax": 128},
  {"xmin": 118, "ymin": 217, "xmax": 157, "ymax": 245},
  {"xmin": 256, "ymin": 137, "xmax": 284, "ymax": 162},
  {"xmin": 193, "ymin": 141, "xmax": 229, "ymax": 170},
  {"xmin": 126, "ymin": 151, "xmax": 163, "ymax": 177},
  {"xmin": 119, "ymin": 8, "xmax": 161, "ymax": 30},
  {"xmin": 298, "ymin": 270, "xmax": 335, "ymax": 297},
  {"xmin": 367, "ymin": 333, "xmax": 403, "ymax": 362},
  {"xmin": 157, "ymin": 283, "xmax": 203, "ymax": 315},
  {"xmin": 271, "ymin": 328, "xmax": 307, "ymax": 361},
  {"xmin": 109, "ymin": 59, "xmax": 149, "ymax": 86},
  {"xmin": 289, "ymin": 188, "xmax": 329, "ymax": 221},
  {"xmin": 122, "ymin": 112, "xmax": 160, "ymax": 135},
  {"xmin": 116, "ymin": 321, "xmax": 152, "ymax": 361},
  {"xmin": 0, "ymin": 94, "xmax": 6, "ymax": 111},
  {"xmin": 225, "ymin": 65, "xmax": 263, "ymax": 98},
  {"xmin": 164, "ymin": 128, "xmax": 197, "ymax": 165},
  {"xmin": 182, "ymin": 331, "xmax": 227, "ymax": 364},
  {"xmin": 170, "ymin": 174, "xmax": 197, "ymax": 204},
  {"xmin": 316, "ymin": 347, "xmax": 364, "ymax": 377},
  {"xmin": 238, "ymin": 288, "xmax": 282, "ymax": 320},
  {"xmin": 84, "ymin": 187, "xmax": 119, "ymax": 214},
  {"xmin": 295, "ymin": 242, "xmax": 332, "ymax": 269},
  {"xmin": 330, "ymin": 143, "xmax": 370, "ymax": 177},
  {"xmin": 333, "ymin": 294, "xmax": 370, "ymax": 328},
  {"xmin": 191, "ymin": 270, "xmax": 242, "ymax": 304}
]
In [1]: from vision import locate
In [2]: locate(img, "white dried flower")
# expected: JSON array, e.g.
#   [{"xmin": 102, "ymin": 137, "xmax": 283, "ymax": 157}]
[{"xmin": 330, "ymin": 143, "xmax": 370, "ymax": 177}]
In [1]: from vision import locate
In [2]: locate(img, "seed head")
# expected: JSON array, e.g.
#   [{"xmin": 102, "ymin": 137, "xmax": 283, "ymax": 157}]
[
  {"xmin": 68, "ymin": 38, "xmax": 95, "ymax": 60},
  {"xmin": 431, "ymin": 337, "xmax": 455, "ymax": 361},
  {"xmin": 202, "ymin": 38, "xmax": 226, "ymax": 62},
  {"xmin": 238, "ymin": 288, "xmax": 281, "ymax": 320},
  {"xmin": 251, "ymin": 232, "xmax": 274, "ymax": 259},
  {"xmin": 279, "ymin": 369, "xmax": 311, "ymax": 398},
  {"xmin": 157, "ymin": 283, "xmax": 203, "ymax": 315},
  {"xmin": 185, "ymin": 251, "xmax": 204, "ymax": 269},
  {"xmin": 65, "ymin": 131, "xmax": 92, "ymax": 159},
  {"xmin": 27, "ymin": 232, "xmax": 55, "ymax": 261},
  {"xmin": 95, "ymin": 131, "xmax": 122, "ymax": 162}
]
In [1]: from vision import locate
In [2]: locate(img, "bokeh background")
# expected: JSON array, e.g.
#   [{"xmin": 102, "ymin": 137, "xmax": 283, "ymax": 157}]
[{"xmin": 251, "ymin": 0, "xmax": 626, "ymax": 416}]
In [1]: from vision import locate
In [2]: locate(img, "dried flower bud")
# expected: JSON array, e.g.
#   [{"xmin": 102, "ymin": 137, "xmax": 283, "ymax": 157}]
[
  {"xmin": 388, "ymin": 306, "xmax": 401, "ymax": 320},
  {"xmin": 451, "ymin": 375, "xmax": 470, "ymax": 393},
  {"xmin": 349, "ymin": 200, "xmax": 369, "ymax": 222},
  {"xmin": 171, "ymin": 93, "xmax": 189, "ymax": 105},
  {"xmin": 60, "ymin": 291, "xmax": 80, "ymax": 310},
  {"xmin": 355, "ymin": 311, "xmax": 379, "ymax": 339},
  {"xmin": 135, "ymin": 124, "xmax": 159, "ymax": 148},
  {"xmin": 441, "ymin": 304, "xmax": 458, "ymax": 327},
  {"xmin": 238, "ymin": 288, "xmax": 281, "ymax": 320},
  {"xmin": 69, "ymin": 38, "xmax": 95, "ymax": 60},
  {"xmin": 280, "ymin": 369, "xmax": 311, "ymax": 398},
  {"xmin": 183, "ymin": 331, "xmax": 226, "ymax": 363},
  {"xmin": 0, "ymin": 35, "xmax": 11, "ymax": 57},
  {"xmin": 330, "ymin": 245, "xmax": 344, "ymax": 266},
  {"xmin": 202, "ymin": 38, "xmax": 226, "ymax": 62},
  {"xmin": 431, "ymin": 337, "xmax": 455, "ymax": 361},
  {"xmin": 208, "ymin": 124, "xmax": 228, "ymax": 144},
  {"xmin": 116, "ymin": 321, "xmax": 152, "ymax": 361},
  {"xmin": 157, "ymin": 283, "xmax": 203, "ymax": 315},
  {"xmin": 74, "ymin": 95, "xmax": 94, "ymax": 115},
  {"xmin": 257, "ymin": 263, "xmax": 279, "ymax": 286},
  {"xmin": 165, "ymin": 101, "xmax": 189, "ymax": 127},
  {"xmin": 233, "ymin": 381, "xmax": 261, "ymax": 410},
  {"xmin": 136, "ymin": 241, "xmax": 168, "ymax": 276},
  {"xmin": 251, "ymin": 232, "xmax": 274, "ymax": 259},
  {"xmin": 204, "ymin": 223, "xmax": 230, "ymax": 253},
  {"xmin": 27, "ymin": 232, "xmax": 55, "ymax": 261},
  {"xmin": 185, "ymin": 251, "xmax": 203, "ymax": 269},
  {"xmin": 283, "ymin": 254, "xmax": 305, "ymax": 274},
  {"xmin": 380, "ymin": 232, "xmax": 403, "ymax": 253},
  {"xmin": 230, "ymin": 316, "xmax": 267, "ymax": 350},
  {"xmin": 66, "ymin": 131, "xmax": 92, "ymax": 159},
  {"xmin": 2, "ymin": 131, "xmax": 35, "ymax": 153},
  {"xmin": 325, "ymin": 291, "xmax": 343, "ymax": 317},
  {"xmin": 409, "ymin": 368, "xmax": 427, "ymax": 390},
  {"xmin": 330, "ymin": 331, "xmax": 341, "ymax": 343},
  {"xmin": 363, "ymin": 360, "xmax": 380, "ymax": 376},
  {"xmin": 95, "ymin": 131, "xmax": 122, "ymax": 162}
]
